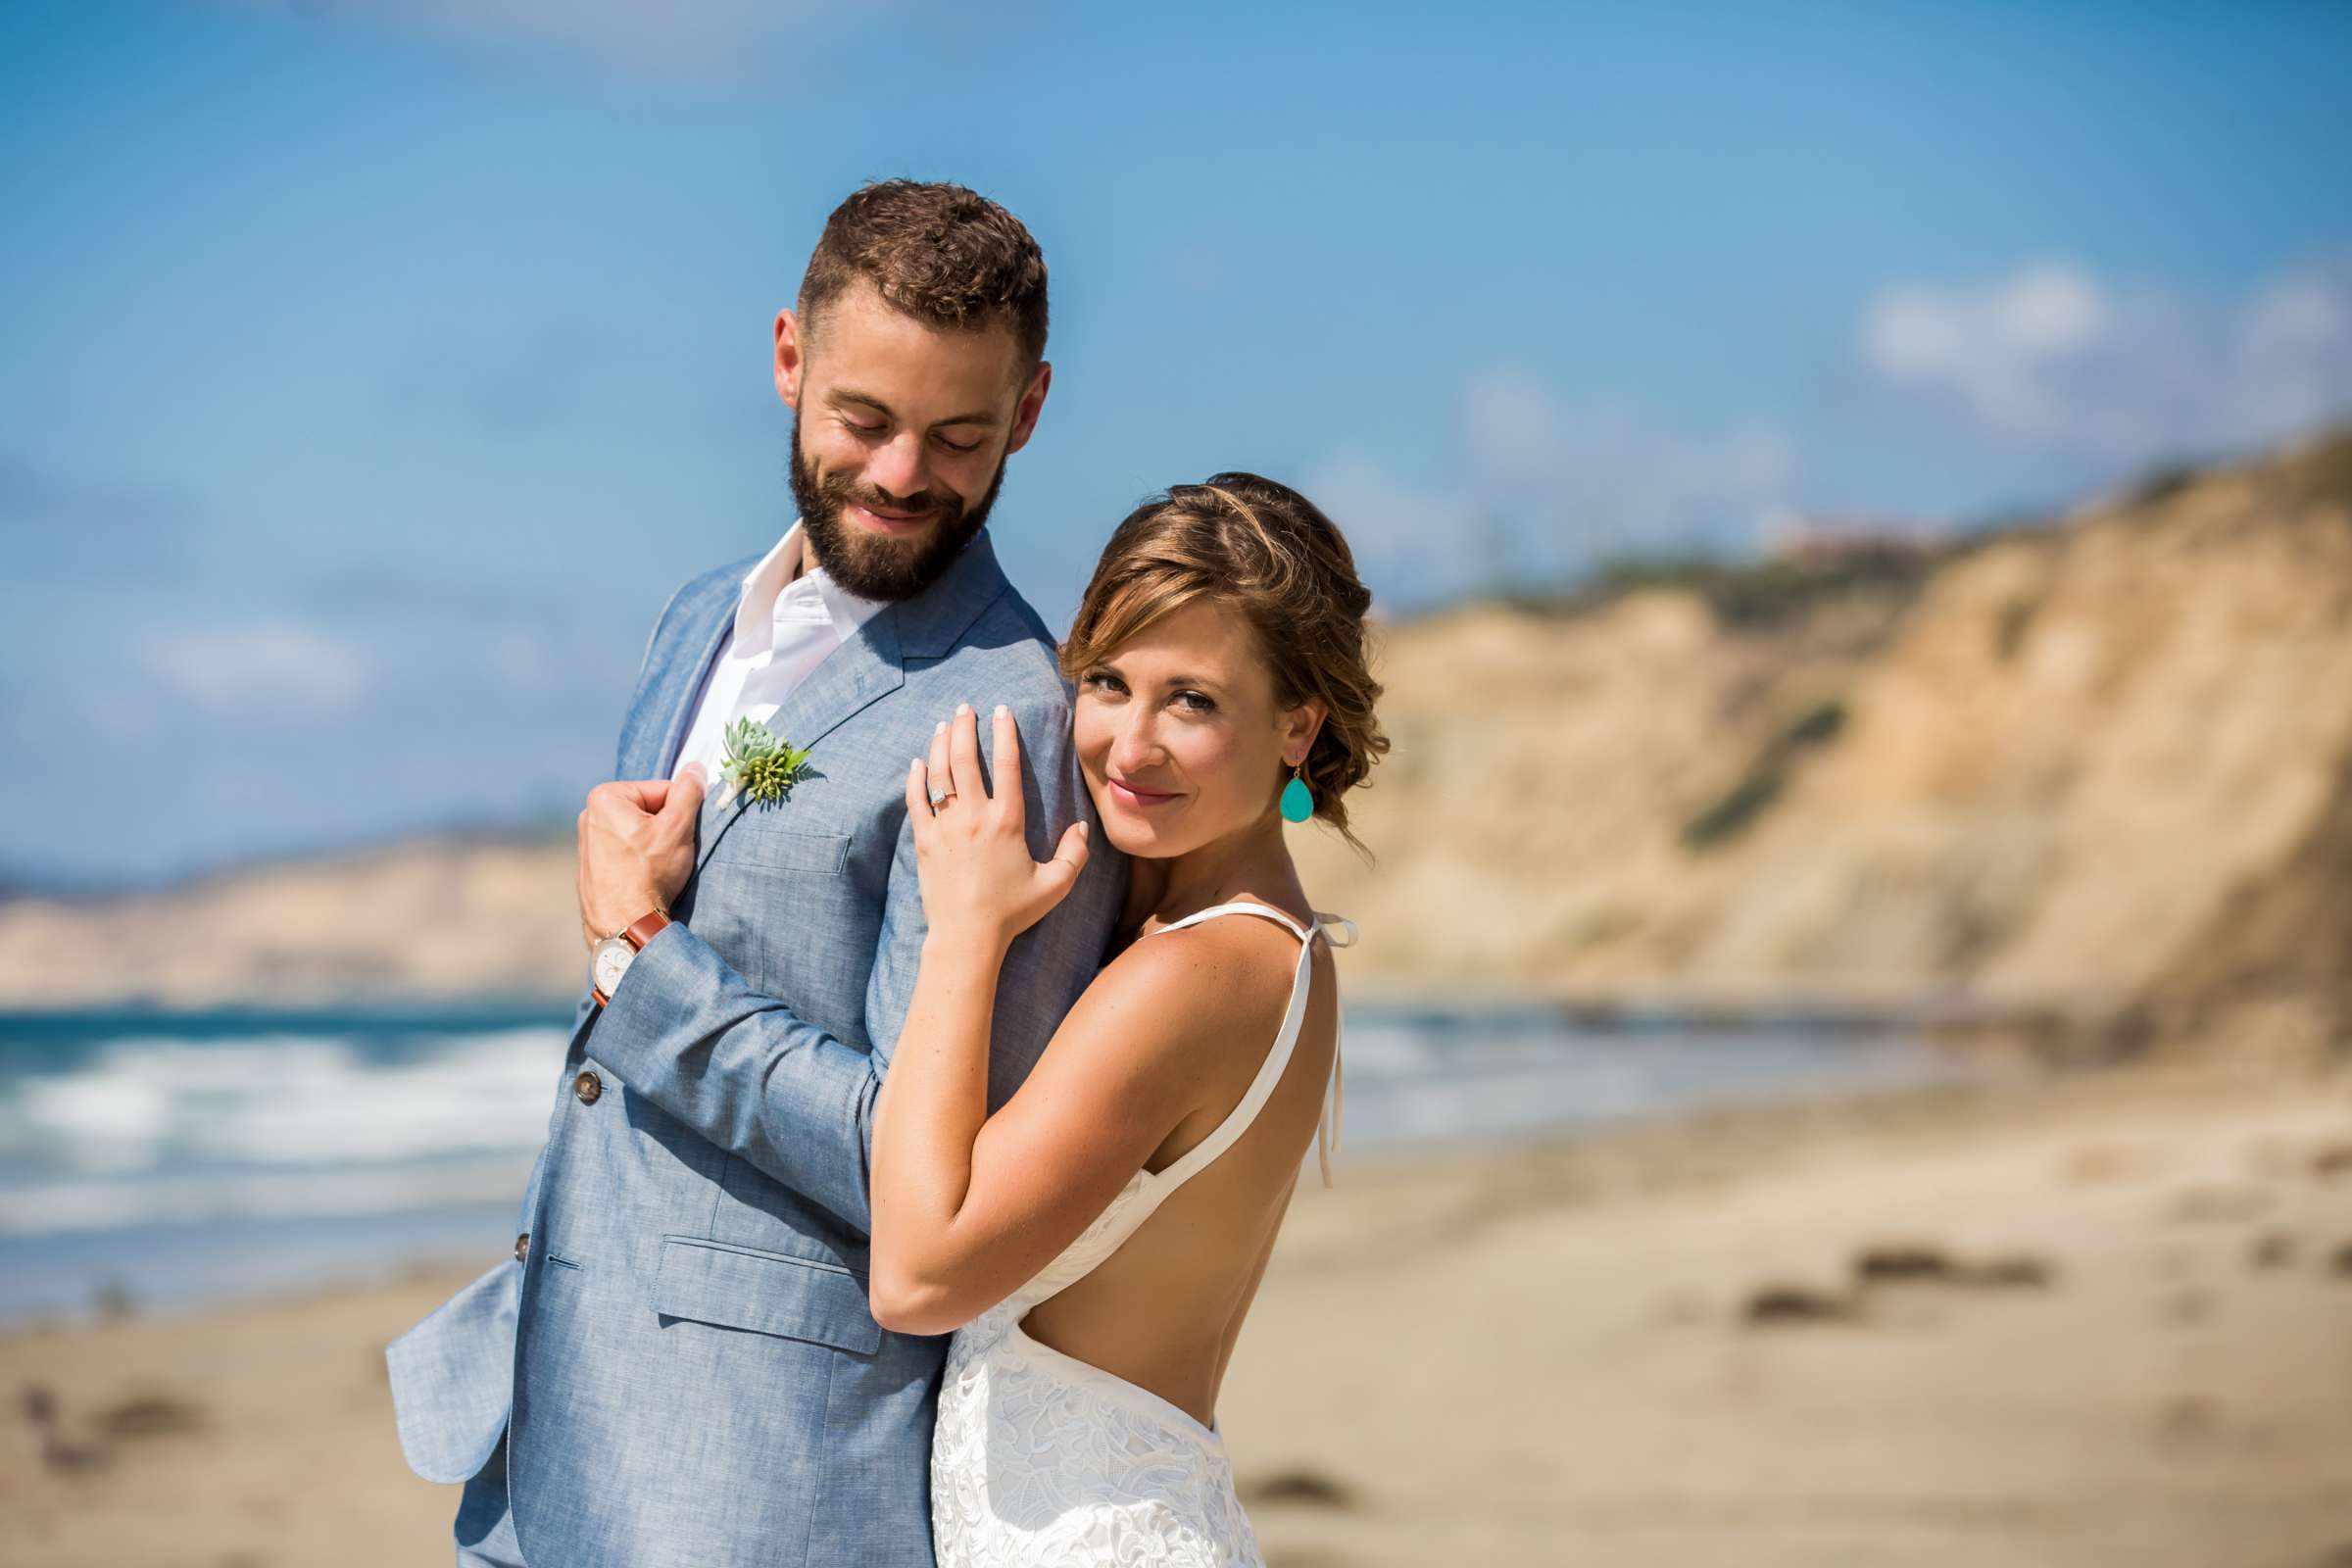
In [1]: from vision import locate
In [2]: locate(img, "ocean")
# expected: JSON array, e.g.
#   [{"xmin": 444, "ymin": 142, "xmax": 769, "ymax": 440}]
[{"xmin": 0, "ymin": 1001, "xmax": 1972, "ymax": 1324}]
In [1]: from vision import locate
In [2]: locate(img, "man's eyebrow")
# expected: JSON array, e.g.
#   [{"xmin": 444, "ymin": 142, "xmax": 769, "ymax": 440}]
[{"xmin": 827, "ymin": 388, "xmax": 998, "ymax": 428}]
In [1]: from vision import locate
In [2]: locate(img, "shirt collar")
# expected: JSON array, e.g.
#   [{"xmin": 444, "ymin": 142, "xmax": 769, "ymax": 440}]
[{"xmin": 732, "ymin": 519, "xmax": 887, "ymax": 656}]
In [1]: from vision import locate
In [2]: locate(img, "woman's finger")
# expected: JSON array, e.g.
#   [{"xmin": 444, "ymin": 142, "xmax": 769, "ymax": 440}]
[
  {"xmin": 927, "ymin": 717, "xmax": 952, "ymax": 809},
  {"xmin": 947, "ymin": 703, "xmax": 985, "ymax": 808},
  {"xmin": 1038, "ymin": 819, "xmax": 1090, "ymax": 904},
  {"xmin": 990, "ymin": 705, "xmax": 1023, "ymax": 833},
  {"xmin": 905, "ymin": 755, "xmax": 928, "ymax": 832}
]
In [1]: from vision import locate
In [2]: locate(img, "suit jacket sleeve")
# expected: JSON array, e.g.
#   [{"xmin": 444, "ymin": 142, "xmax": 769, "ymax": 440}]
[{"xmin": 587, "ymin": 687, "xmax": 1116, "ymax": 1239}]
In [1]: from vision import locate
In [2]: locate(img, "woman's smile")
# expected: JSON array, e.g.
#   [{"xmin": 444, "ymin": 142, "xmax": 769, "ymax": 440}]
[{"xmin": 1105, "ymin": 775, "xmax": 1182, "ymax": 808}]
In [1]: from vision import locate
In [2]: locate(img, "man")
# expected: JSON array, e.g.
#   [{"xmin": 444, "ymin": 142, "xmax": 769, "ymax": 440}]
[{"xmin": 387, "ymin": 180, "xmax": 1125, "ymax": 1568}]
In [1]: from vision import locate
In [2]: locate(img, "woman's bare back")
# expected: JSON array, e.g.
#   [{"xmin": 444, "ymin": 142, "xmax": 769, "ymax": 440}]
[{"xmin": 1016, "ymin": 909, "xmax": 1342, "ymax": 1430}]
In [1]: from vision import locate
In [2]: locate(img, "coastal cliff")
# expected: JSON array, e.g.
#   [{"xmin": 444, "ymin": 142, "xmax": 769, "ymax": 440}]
[
  {"xmin": 7, "ymin": 430, "xmax": 2348, "ymax": 1049},
  {"xmin": 1292, "ymin": 426, "xmax": 2352, "ymax": 1051}
]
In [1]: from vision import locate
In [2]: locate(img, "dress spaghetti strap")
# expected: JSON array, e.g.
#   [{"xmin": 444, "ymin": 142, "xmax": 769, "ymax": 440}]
[{"xmin": 1146, "ymin": 902, "xmax": 1354, "ymax": 1190}]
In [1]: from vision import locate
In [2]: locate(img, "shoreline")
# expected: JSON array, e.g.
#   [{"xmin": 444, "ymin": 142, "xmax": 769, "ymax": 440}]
[{"xmin": 5, "ymin": 1052, "xmax": 2348, "ymax": 1565}]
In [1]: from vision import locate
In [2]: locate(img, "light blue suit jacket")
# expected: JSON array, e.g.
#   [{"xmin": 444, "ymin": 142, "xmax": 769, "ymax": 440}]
[{"xmin": 386, "ymin": 528, "xmax": 1125, "ymax": 1567}]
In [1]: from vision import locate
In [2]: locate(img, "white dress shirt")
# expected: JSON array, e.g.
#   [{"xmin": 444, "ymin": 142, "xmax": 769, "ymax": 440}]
[{"xmin": 668, "ymin": 520, "xmax": 888, "ymax": 785}]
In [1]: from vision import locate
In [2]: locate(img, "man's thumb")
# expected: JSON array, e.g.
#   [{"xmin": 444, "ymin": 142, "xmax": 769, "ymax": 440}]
[{"xmin": 664, "ymin": 763, "xmax": 708, "ymax": 818}]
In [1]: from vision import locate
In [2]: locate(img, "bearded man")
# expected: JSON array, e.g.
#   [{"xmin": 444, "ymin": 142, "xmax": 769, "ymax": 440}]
[{"xmin": 387, "ymin": 179, "xmax": 1124, "ymax": 1568}]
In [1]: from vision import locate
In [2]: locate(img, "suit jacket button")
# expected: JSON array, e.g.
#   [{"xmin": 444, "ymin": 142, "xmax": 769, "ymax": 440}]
[
  {"xmin": 574, "ymin": 1069, "xmax": 603, "ymax": 1105},
  {"xmin": 514, "ymin": 1232, "xmax": 529, "ymax": 1262}
]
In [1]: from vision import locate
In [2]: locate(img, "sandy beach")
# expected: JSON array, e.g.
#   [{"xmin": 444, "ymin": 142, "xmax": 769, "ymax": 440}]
[{"xmin": 4, "ymin": 1051, "xmax": 2348, "ymax": 1567}]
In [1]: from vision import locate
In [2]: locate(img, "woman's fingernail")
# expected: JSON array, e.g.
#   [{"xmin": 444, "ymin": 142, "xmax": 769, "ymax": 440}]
[
  {"xmin": 957, "ymin": 702, "xmax": 972, "ymax": 715},
  {"xmin": 936, "ymin": 720, "xmax": 947, "ymax": 734},
  {"xmin": 995, "ymin": 704, "xmax": 1008, "ymax": 718}
]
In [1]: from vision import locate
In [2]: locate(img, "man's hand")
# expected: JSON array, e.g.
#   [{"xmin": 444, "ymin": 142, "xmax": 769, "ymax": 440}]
[{"xmin": 577, "ymin": 765, "xmax": 706, "ymax": 951}]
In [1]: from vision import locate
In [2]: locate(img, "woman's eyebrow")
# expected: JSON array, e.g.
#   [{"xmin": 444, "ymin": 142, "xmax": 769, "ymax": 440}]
[{"xmin": 1085, "ymin": 661, "xmax": 1224, "ymax": 692}]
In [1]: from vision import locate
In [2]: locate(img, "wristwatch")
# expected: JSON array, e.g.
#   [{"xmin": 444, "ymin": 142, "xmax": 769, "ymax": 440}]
[{"xmin": 589, "ymin": 910, "xmax": 671, "ymax": 1007}]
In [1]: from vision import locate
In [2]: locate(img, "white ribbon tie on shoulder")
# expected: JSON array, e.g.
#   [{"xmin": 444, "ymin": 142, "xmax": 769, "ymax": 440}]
[{"xmin": 1309, "ymin": 911, "xmax": 1356, "ymax": 1189}]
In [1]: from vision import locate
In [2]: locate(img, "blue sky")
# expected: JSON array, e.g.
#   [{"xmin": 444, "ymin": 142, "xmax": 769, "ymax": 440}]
[{"xmin": 4, "ymin": 0, "xmax": 2349, "ymax": 884}]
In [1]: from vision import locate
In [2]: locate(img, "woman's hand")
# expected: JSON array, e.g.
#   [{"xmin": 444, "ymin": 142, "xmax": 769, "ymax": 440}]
[{"xmin": 906, "ymin": 704, "xmax": 1091, "ymax": 952}]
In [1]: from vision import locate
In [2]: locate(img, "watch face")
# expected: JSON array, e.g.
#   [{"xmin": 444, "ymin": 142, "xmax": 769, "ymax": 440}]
[{"xmin": 592, "ymin": 935, "xmax": 635, "ymax": 998}]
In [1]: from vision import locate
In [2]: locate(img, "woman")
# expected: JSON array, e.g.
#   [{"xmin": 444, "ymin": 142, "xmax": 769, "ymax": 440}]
[{"xmin": 866, "ymin": 472, "xmax": 1388, "ymax": 1564}]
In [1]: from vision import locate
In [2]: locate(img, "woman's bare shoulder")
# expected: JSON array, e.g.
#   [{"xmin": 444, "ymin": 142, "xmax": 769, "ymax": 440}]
[{"xmin": 1072, "ymin": 907, "xmax": 1311, "ymax": 1058}]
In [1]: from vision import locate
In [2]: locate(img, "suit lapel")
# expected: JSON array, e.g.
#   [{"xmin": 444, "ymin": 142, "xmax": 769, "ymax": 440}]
[
  {"xmin": 645, "ymin": 607, "xmax": 735, "ymax": 784},
  {"xmin": 616, "ymin": 564, "xmax": 748, "ymax": 785},
  {"xmin": 695, "ymin": 609, "xmax": 906, "ymax": 872},
  {"xmin": 679, "ymin": 526, "xmax": 1013, "ymax": 873}
]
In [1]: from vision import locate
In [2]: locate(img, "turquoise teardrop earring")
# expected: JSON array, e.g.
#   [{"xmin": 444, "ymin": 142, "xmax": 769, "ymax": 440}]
[{"xmin": 1279, "ymin": 763, "xmax": 1314, "ymax": 823}]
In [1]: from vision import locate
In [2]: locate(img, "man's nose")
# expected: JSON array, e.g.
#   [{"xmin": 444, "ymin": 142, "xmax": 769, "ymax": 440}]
[{"xmin": 863, "ymin": 431, "xmax": 931, "ymax": 503}]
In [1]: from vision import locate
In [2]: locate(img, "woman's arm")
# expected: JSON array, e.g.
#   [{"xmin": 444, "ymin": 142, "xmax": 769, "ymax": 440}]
[
  {"xmin": 867, "ymin": 704, "xmax": 1269, "ymax": 1336},
  {"xmin": 868, "ymin": 702, "xmax": 1092, "ymax": 1328}
]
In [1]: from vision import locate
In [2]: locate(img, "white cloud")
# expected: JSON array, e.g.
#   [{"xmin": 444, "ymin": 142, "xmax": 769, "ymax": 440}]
[
  {"xmin": 1860, "ymin": 253, "xmax": 2352, "ymax": 466},
  {"xmin": 146, "ymin": 623, "xmax": 372, "ymax": 714},
  {"xmin": 1309, "ymin": 373, "xmax": 1797, "ymax": 611}
]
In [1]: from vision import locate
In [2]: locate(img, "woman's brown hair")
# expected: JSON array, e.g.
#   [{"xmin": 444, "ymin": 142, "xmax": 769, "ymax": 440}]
[{"xmin": 1059, "ymin": 472, "xmax": 1389, "ymax": 855}]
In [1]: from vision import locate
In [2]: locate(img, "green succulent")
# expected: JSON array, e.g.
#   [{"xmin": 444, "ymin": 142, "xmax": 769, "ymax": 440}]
[{"xmin": 720, "ymin": 716, "xmax": 813, "ymax": 808}]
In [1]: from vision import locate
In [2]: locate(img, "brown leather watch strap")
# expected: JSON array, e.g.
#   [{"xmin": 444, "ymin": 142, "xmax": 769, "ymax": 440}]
[{"xmin": 590, "ymin": 910, "xmax": 672, "ymax": 1007}]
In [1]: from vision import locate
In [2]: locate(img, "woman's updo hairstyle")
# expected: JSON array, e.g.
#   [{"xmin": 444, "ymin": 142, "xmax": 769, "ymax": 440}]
[{"xmin": 1059, "ymin": 471, "xmax": 1389, "ymax": 855}]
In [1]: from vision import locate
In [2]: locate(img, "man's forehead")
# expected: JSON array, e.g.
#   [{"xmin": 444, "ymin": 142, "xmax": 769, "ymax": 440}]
[{"xmin": 807, "ymin": 280, "xmax": 1026, "ymax": 404}]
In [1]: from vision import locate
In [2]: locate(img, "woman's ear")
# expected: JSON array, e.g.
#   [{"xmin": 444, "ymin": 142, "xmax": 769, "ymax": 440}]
[{"xmin": 1283, "ymin": 701, "xmax": 1328, "ymax": 767}]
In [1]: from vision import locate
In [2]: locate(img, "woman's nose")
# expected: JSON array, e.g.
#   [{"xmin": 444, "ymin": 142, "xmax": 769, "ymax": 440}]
[{"xmin": 1108, "ymin": 713, "xmax": 1165, "ymax": 774}]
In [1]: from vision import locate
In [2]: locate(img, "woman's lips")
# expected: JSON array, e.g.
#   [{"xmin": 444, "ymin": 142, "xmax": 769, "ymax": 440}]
[{"xmin": 1106, "ymin": 777, "xmax": 1180, "ymax": 808}]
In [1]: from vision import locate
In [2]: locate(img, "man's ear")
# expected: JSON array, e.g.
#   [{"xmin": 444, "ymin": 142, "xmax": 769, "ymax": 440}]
[
  {"xmin": 1003, "ymin": 361, "xmax": 1053, "ymax": 457},
  {"xmin": 774, "ymin": 308, "xmax": 807, "ymax": 411}
]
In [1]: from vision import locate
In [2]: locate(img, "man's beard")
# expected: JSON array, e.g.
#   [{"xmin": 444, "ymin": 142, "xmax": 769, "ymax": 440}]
[{"xmin": 789, "ymin": 414, "xmax": 1005, "ymax": 602}]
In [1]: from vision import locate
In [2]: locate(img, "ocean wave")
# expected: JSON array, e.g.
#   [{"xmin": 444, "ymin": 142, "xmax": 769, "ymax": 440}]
[{"xmin": 0, "ymin": 1026, "xmax": 565, "ymax": 1177}]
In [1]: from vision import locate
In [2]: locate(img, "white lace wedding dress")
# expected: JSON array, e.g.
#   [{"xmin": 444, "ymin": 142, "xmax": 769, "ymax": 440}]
[{"xmin": 929, "ymin": 901, "xmax": 1353, "ymax": 1567}]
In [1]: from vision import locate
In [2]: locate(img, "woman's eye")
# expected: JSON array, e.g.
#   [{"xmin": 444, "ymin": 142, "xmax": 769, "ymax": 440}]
[
  {"xmin": 1173, "ymin": 691, "xmax": 1215, "ymax": 714},
  {"xmin": 1082, "ymin": 671, "xmax": 1126, "ymax": 696}
]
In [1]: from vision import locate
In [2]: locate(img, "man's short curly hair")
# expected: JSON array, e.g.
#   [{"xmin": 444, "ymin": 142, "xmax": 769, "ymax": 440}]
[{"xmin": 798, "ymin": 179, "xmax": 1049, "ymax": 367}]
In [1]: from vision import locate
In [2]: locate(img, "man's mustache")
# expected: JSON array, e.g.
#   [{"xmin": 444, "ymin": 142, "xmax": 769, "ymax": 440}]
[{"xmin": 828, "ymin": 478, "xmax": 957, "ymax": 525}]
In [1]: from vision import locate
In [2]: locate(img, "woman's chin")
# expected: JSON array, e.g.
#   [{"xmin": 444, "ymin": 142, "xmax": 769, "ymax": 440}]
[
  {"xmin": 1097, "ymin": 813, "xmax": 1164, "ymax": 858},
  {"xmin": 1093, "ymin": 802, "xmax": 1194, "ymax": 859}
]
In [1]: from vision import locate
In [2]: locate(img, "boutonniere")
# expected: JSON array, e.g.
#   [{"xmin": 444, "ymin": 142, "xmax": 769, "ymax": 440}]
[{"xmin": 717, "ymin": 716, "xmax": 814, "ymax": 808}]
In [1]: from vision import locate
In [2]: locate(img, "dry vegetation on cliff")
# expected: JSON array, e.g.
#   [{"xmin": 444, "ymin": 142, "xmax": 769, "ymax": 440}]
[{"xmin": 1297, "ymin": 428, "xmax": 2352, "ymax": 1049}]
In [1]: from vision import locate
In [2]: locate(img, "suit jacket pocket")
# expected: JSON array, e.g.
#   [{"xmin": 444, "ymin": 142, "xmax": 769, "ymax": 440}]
[
  {"xmin": 651, "ymin": 1236, "xmax": 880, "ymax": 1354},
  {"xmin": 727, "ymin": 825, "xmax": 852, "ymax": 876}
]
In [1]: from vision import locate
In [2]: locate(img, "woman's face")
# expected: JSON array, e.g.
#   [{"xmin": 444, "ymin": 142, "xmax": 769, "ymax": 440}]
[{"xmin": 1072, "ymin": 597, "xmax": 1319, "ymax": 859}]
